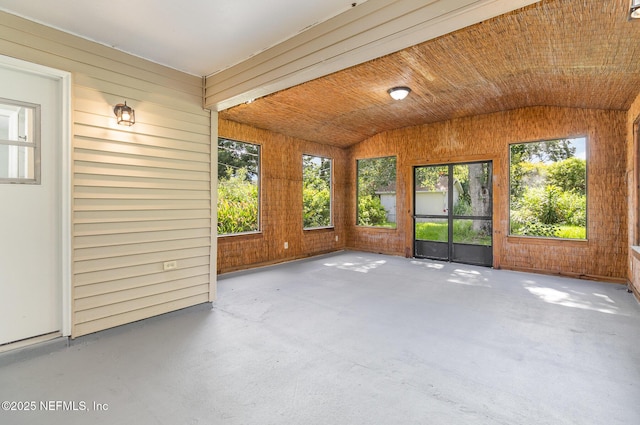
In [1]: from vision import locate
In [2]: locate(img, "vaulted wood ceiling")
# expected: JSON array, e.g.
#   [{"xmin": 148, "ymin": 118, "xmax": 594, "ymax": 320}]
[{"xmin": 219, "ymin": 0, "xmax": 640, "ymax": 148}]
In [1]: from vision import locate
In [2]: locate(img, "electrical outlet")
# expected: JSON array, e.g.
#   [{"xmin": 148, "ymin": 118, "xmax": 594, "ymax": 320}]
[
  {"xmin": 335, "ymin": 235, "xmax": 339, "ymax": 242},
  {"xmin": 284, "ymin": 242, "xmax": 289, "ymax": 249},
  {"xmin": 163, "ymin": 260, "xmax": 177, "ymax": 271}
]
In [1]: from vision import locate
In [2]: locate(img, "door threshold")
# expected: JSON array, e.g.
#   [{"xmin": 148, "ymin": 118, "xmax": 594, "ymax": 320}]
[{"xmin": 0, "ymin": 332, "xmax": 63, "ymax": 354}]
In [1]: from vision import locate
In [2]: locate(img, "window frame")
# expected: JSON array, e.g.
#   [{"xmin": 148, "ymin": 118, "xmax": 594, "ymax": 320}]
[
  {"xmin": 634, "ymin": 116, "xmax": 640, "ymax": 245},
  {"xmin": 508, "ymin": 136, "xmax": 588, "ymax": 240},
  {"xmin": 0, "ymin": 97, "xmax": 41, "ymax": 184},
  {"xmin": 216, "ymin": 137, "xmax": 261, "ymax": 237},
  {"xmin": 302, "ymin": 153, "xmax": 333, "ymax": 230}
]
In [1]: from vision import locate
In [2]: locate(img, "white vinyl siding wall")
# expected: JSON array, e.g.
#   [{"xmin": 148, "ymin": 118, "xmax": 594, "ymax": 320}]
[{"xmin": 0, "ymin": 12, "xmax": 213, "ymax": 338}]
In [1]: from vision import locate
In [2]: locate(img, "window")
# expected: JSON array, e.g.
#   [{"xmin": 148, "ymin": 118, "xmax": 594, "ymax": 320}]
[
  {"xmin": 357, "ymin": 156, "xmax": 397, "ymax": 228},
  {"xmin": 217, "ymin": 138, "xmax": 260, "ymax": 235},
  {"xmin": 303, "ymin": 154, "xmax": 332, "ymax": 229},
  {"xmin": 509, "ymin": 137, "xmax": 587, "ymax": 239},
  {"xmin": 0, "ymin": 98, "xmax": 40, "ymax": 184}
]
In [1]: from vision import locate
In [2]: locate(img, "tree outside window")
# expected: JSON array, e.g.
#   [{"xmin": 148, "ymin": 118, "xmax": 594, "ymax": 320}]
[
  {"xmin": 217, "ymin": 138, "xmax": 260, "ymax": 235},
  {"xmin": 303, "ymin": 155, "xmax": 332, "ymax": 229},
  {"xmin": 509, "ymin": 137, "xmax": 587, "ymax": 239},
  {"xmin": 357, "ymin": 156, "xmax": 397, "ymax": 228}
]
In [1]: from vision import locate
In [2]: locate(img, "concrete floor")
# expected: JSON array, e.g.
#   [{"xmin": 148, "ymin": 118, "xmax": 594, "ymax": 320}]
[{"xmin": 1, "ymin": 251, "xmax": 639, "ymax": 425}]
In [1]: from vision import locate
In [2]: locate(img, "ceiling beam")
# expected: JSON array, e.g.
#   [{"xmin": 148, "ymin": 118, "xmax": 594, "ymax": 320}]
[{"xmin": 205, "ymin": 0, "xmax": 540, "ymax": 112}]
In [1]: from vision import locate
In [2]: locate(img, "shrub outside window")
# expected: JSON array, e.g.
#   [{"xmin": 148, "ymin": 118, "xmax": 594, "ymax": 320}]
[
  {"xmin": 303, "ymin": 154, "xmax": 332, "ymax": 229},
  {"xmin": 357, "ymin": 156, "xmax": 397, "ymax": 228},
  {"xmin": 509, "ymin": 137, "xmax": 587, "ymax": 239},
  {"xmin": 217, "ymin": 138, "xmax": 260, "ymax": 235}
]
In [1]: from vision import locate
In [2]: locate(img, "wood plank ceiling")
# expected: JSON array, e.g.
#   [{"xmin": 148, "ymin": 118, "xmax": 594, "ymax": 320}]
[{"xmin": 219, "ymin": 0, "xmax": 640, "ymax": 148}]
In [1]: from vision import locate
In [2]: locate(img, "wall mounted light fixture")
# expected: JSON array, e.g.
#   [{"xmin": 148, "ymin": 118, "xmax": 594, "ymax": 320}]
[
  {"xmin": 114, "ymin": 101, "xmax": 135, "ymax": 126},
  {"xmin": 631, "ymin": 0, "xmax": 640, "ymax": 19},
  {"xmin": 388, "ymin": 86, "xmax": 411, "ymax": 100}
]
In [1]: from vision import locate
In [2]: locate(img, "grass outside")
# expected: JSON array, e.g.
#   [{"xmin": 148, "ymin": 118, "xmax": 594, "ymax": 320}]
[
  {"xmin": 510, "ymin": 223, "xmax": 586, "ymax": 239},
  {"xmin": 415, "ymin": 220, "xmax": 492, "ymax": 246},
  {"xmin": 359, "ymin": 222, "xmax": 397, "ymax": 229},
  {"xmin": 556, "ymin": 225, "xmax": 586, "ymax": 239}
]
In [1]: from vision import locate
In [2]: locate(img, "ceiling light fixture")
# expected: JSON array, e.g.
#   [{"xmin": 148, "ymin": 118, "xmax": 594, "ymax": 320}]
[
  {"xmin": 388, "ymin": 86, "xmax": 411, "ymax": 100},
  {"xmin": 113, "ymin": 101, "xmax": 135, "ymax": 126},
  {"xmin": 631, "ymin": 0, "xmax": 640, "ymax": 19}
]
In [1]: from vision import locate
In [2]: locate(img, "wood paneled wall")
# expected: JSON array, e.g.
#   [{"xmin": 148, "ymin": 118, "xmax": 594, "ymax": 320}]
[
  {"xmin": 348, "ymin": 106, "xmax": 628, "ymax": 281},
  {"xmin": 0, "ymin": 12, "xmax": 213, "ymax": 337},
  {"xmin": 627, "ymin": 92, "xmax": 640, "ymax": 300},
  {"xmin": 217, "ymin": 119, "xmax": 346, "ymax": 274}
]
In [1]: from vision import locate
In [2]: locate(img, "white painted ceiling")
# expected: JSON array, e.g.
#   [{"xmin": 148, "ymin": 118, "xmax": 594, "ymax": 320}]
[{"xmin": 0, "ymin": 0, "xmax": 364, "ymax": 76}]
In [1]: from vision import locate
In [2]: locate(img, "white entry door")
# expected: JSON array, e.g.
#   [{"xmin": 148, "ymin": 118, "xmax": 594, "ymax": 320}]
[{"xmin": 0, "ymin": 62, "xmax": 63, "ymax": 345}]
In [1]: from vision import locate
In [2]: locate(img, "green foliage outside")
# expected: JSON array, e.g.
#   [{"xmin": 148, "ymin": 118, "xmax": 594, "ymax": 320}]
[
  {"xmin": 357, "ymin": 156, "xmax": 397, "ymax": 227},
  {"xmin": 217, "ymin": 138, "xmax": 260, "ymax": 235},
  {"xmin": 415, "ymin": 220, "xmax": 448, "ymax": 242},
  {"xmin": 303, "ymin": 185, "xmax": 331, "ymax": 228},
  {"xmin": 415, "ymin": 165, "xmax": 468, "ymax": 191},
  {"xmin": 218, "ymin": 138, "xmax": 259, "ymax": 180},
  {"xmin": 357, "ymin": 195, "xmax": 389, "ymax": 226},
  {"xmin": 303, "ymin": 155, "xmax": 331, "ymax": 228},
  {"xmin": 415, "ymin": 220, "xmax": 492, "ymax": 246},
  {"xmin": 556, "ymin": 225, "xmax": 587, "ymax": 239},
  {"xmin": 510, "ymin": 138, "xmax": 587, "ymax": 239},
  {"xmin": 547, "ymin": 157, "xmax": 586, "ymax": 195},
  {"xmin": 453, "ymin": 199, "xmax": 472, "ymax": 216},
  {"xmin": 218, "ymin": 168, "xmax": 259, "ymax": 234}
]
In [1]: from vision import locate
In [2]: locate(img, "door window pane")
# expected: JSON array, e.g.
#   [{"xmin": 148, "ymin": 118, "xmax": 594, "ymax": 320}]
[
  {"xmin": 414, "ymin": 165, "xmax": 449, "ymax": 216},
  {"xmin": 0, "ymin": 99, "xmax": 39, "ymax": 184},
  {"xmin": 453, "ymin": 219, "xmax": 492, "ymax": 246},
  {"xmin": 415, "ymin": 217, "xmax": 448, "ymax": 242},
  {"xmin": 452, "ymin": 163, "xmax": 492, "ymax": 217}
]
